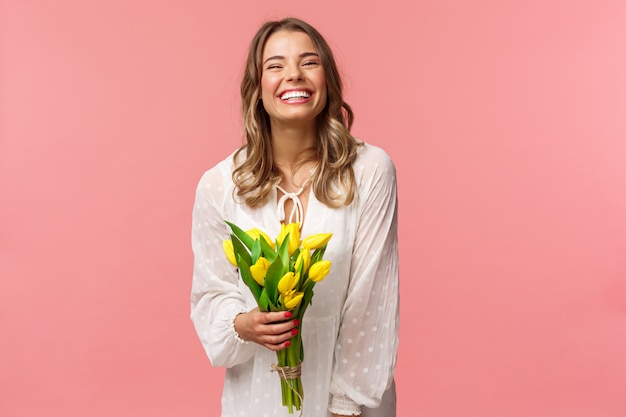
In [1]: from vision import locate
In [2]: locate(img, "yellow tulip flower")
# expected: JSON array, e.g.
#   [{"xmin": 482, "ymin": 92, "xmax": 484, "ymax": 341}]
[
  {"xmin": 301, "ymin": 233, "xmax": 333, "ymax": 250},
  {"xmin": 308, "ymin": 260, "xmax": 331, "ymax": 282},
  {"xmin": 295, "ymin": 249, "xmax": 311, "ymax": 274},
  {"xmin": 277, "ymin": 222, "xmax": 300, "ymax": 256},
  {"xmin": 246, "ymin": 228, "xmax": 275, "ymax": 249},
  {"xmin": 222, "ymin": 239, "xmax": 237, "ymax": 267},
  {"xmin": 282, "ymin": 290, "xmax": 304, "ymax": 310},
  {"xmin": 277, "ymin": 271, "xmax": 300, "ymax": 294},
  {"xmin": 249, "ymin": 257, "xmax": 270, "ymax": 286}
]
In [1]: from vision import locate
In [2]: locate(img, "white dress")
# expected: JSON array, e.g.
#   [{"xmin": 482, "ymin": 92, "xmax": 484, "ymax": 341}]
[{"xmin": 190, "ymin": 142, "xmax": 400, "ymax": 417}]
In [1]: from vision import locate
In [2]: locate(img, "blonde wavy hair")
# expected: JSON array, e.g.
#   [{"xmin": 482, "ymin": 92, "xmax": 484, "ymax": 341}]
[{"xmin": 233, "ymin": 17, "xmax": 361, "ymax": 208}]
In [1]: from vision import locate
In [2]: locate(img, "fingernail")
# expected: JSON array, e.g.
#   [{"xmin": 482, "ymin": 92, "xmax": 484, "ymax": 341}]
[
  {"xmin": 284, "ymin": 311, "xmax": 292, "ymax": 318},
  {"xmin": 294, "ymin": 319, "xmax": 300, "ymax": 326},
  {"xmin": 285, "ymin": 341, "xmax": 291, "ymax": 347},
  {"xmin": 292, "ymin": 328, "xmax": 299, "ymax": 336}
]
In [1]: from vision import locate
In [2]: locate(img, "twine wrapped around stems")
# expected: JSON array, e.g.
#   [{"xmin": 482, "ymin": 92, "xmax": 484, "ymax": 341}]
[
  {"xmin": 271, "ymin": 363, "xmax": 302, "ymax": 380},
  {"xmin": 271, "ymin": 363, "xmax": 304, "ymax": 416}
]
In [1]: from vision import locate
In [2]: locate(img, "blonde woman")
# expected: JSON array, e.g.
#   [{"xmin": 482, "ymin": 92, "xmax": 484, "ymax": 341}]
[{"xmin": 191, "ymin": 17, "xmax": 399, "ymax": 417}]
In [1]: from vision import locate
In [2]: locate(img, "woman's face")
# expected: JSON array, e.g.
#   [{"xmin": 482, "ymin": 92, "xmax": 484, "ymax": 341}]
[{"xmin": 260, "ymin": 30, "xmax": 327, "ymax": 128}]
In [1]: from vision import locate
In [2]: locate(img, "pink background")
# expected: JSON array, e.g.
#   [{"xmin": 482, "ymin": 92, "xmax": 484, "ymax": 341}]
[{"xmin": 2, "ymin": 1, "xmax": 626, "ymax": 416}]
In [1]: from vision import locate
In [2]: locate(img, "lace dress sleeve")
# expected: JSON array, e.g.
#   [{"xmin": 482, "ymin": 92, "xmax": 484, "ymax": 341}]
[
  {"xmin": 329, "ymin": 146, "xmax": 400, "ymax": 413},
  {"xmin": 190, "ymin": 167, "xmax": 256, "ymax": 367}
]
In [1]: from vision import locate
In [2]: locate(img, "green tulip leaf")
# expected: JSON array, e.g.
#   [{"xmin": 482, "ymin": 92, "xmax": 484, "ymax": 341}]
[
  {"xmin": 231, "ymin": 233, "xmax": 252, "ymax": 266},
  {"xmin": 310, "ymin": 246, "xmax": 326, "ymax": 264},
  {"xmin": 251, "ymin": 238, "xmax": 261, "ymax": 264},
  {"xmin": 264, "ymin": 255, "xmax": 284, "ymax": 303},
  {"xmin": 225, "ymin": 221, "xmax": 255, "ymax": 250},
  {"xmin": 278, "ymin": 233, "xmax": 291, "ymax": 274},
  {"xmin": 236, "ymin": 254, "xmax": 262, "ymax": 304},
  {"xmin": 258, "ymin": 288, "xmax": 270, "ymax": 312},
  {"xmin": 259, "ymin": 236, "xmax": 277, "ymax": 262}
]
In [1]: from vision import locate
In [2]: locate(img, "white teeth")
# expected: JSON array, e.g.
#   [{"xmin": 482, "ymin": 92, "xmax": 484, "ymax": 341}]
[{"xmin": 280, "ymin": 91, "xmax": 311, "ymax": 100}]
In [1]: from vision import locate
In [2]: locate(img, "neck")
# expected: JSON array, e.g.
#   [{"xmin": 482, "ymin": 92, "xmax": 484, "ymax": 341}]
[{"xmin": 270, "ymin": 122, "xmax": 318, "ymax": 167}]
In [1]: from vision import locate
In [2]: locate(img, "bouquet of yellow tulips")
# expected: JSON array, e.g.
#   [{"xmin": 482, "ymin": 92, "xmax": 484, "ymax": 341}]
[{"xmin": 223, "ymin": 221, "xmax": 333, "ymax": 414}]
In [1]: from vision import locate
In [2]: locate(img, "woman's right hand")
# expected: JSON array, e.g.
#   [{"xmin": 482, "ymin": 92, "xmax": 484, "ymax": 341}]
[{"xmin": 233, "ymin": 307, "xmax": 299, "ymax": 351}]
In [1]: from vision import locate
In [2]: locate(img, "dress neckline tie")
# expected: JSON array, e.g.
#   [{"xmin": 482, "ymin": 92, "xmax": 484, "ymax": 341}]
[
  {"xmin": 276, "ymin": 184, "xmax": 306, "ymax": 225},
  {"xmin": 275, "ymin": 167, "xmax": 316, "ymax": 227}
]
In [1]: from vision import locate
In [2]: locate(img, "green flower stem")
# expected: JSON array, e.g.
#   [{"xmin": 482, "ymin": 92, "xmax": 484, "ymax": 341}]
[{"xmin": 276, "ymin": 329, "xmax": 303, "ymax": 413}]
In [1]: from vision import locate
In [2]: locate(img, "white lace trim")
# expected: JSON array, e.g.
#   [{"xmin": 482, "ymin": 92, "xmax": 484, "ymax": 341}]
[
  {"xmin": 328, "ymin": 394, "xmax": 361, "ymax": 415},
  {"xmin": 225, "ymin": 308, "xmax": 248, "ymax": 345}
]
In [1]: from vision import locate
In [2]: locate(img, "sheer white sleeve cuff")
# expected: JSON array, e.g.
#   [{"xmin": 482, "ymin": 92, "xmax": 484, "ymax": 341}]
[
  {"xmin": 225, "ymin": 307, "xmax": 248, "ymax": 345},
  {"xmin": 328, "ymin": 394, "xmax": 361, "ymax": 416}
]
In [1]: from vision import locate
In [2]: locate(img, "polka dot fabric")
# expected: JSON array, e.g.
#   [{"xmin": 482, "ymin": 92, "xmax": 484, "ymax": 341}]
[{"xmin": 190, "ymin": 142, "xmax": 399, "ymax": 417}]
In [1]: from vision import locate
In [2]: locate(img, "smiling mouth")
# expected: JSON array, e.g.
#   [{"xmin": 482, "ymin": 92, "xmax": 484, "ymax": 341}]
[{"xmin": 280, "ymin": 91, "xmax": 311, "ymax": 101}]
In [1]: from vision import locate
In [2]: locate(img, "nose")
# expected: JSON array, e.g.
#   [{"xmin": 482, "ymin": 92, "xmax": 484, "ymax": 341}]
[{"xmin": 286, "ymin": 65, "xmax": 303, "ymax": 81}]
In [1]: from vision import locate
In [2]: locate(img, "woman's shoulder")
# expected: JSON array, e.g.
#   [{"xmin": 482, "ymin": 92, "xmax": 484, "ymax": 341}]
[
  {"xmin": 196, "ymin": 149, "xmax": 239, "ymax": 192},
  {"xmin": 354, "ymin": 140, "xmax": 396, "ymax": 173},
  {"xmin": 351, "ymin": 140, "xmax": 397, "ymax": 204}
]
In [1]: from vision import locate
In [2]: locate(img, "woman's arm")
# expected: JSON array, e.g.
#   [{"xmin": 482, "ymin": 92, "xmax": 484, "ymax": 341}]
[
  {"xmin": 190, "ymin": 168, "xmax": 257, "ymax": 367},
  {"xmin": 329, "ymin": 146, "xmax": 400, "ymax": 414},
  {"xmin": 191, "ymin": 167, "xmax": 299, "ymax": 364}
]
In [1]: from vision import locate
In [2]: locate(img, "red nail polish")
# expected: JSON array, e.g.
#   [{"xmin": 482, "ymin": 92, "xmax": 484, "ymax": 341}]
[
  {"xmin": 292, "ymin": 328, "xmax": 299, "ymax": 336},
  {"xmin": 293, "ymin": 319, "xmax": 300, "ymax": 326},
  {"xmin": 285, "ymin": 341, "xmax": 291, "ymax": 347},
  {"xmin": 284, "ymin": 311, "xmax": 292, "ymax": 318}
]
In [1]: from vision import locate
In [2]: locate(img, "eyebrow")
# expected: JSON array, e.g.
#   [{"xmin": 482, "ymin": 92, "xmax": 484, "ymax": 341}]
[{"xmin": 263, "ymin": 52, "xmax": 319, "ymax": 65}]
